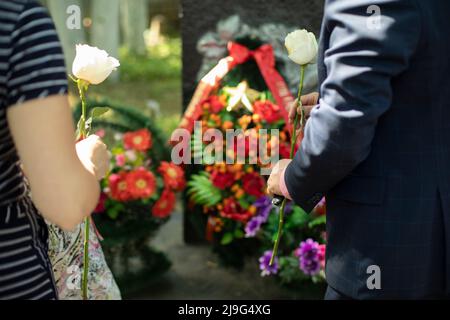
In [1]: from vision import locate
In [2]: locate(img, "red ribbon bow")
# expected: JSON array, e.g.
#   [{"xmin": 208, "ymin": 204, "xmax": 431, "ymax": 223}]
[
  {"xmin": 228, "ymin": 42, "xmax": 293, "ymax": 122},
  {"xmin": 178, "ymin": 42, "xmax": 294, "ymax": 134}
]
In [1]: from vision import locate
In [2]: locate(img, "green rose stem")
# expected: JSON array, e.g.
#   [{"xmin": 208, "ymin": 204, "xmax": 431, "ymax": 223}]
[
  {"xmin": 269, "ymin": 64, "xmax": 306, "ymax": 266},
  {"xmin": 76, "ymin": 79, "xmax": 90, "ymax": 300}
]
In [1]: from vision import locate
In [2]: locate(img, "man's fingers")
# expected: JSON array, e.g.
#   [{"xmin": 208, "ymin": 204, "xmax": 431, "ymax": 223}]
[
  {"xmin": 289, "ymin": 94, "xmax": 319, "ymax": 125},
  {"xmin": 288, "ymin": 99, "xmax": 298, "ymax": 124},
  {"xmin": 301, "ymin": 92, "xmax": 319, "ymax": 106}
]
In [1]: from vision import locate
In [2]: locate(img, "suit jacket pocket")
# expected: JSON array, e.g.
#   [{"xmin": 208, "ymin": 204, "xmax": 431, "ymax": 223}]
[{"xmin": 328, "ymin": 174, "xmax": 385, "ymax": 206}]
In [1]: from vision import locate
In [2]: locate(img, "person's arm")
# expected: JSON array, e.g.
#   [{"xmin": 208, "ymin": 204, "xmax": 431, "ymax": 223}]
[
  {"xmin": 7, "ymin": 95, "xmax": 102, "ymax": 231},
  {"xmin": 283, "ymin": 0, "xmax": 422, "ymax": 212},
  {"xmin": 4, "ymin": 1, "xmax": 106, "ymax": 230}
]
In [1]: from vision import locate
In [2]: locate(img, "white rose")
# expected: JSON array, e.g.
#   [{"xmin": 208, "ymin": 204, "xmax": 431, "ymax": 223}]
[
  {"xmin": 72, "ymin": 44, "xmax": 120, "ymax": 85},
  {"xmin": 285, "ymin": 29, "xmax": 318, "ymax": 65}
]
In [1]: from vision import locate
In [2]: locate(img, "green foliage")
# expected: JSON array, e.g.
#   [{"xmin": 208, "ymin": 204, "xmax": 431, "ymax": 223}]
[
  {"xmin": 285, "ymin": 206, "xmax": 310, "ymax": 230},
  {"xmin": 308, "ymin": 214, "xmax": 326, "ymax": 229},
  {"xmin": 278, "ymin": 256, "xmax": 308, "ymax": 284},
  {"xmin": 72, "ymin": 98, "xmax": 171, "ymax": 162},
  {"xmin": 221, "ymin": 232, "xmax": 234, "ymax": 246},
  {"xmin": 84, "ymin": 107, "xmax": 110, "ymax": 136},
  {"xmin": 101, "ymin": 245, "xmax": 171, "ymax": 298},
  {"xmin": 187, "ymin": 172, "xmax": 222, "ymax": 207},
  {"xmin": 119, "ymin": 38, "xmax": 181, "ymax": 82}
]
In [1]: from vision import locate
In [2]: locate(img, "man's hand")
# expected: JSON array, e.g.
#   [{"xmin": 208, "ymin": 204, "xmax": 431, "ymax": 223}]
[
  {"xmin": 288, "ymin": 92, "xmax": 319, "ymax": 135},
  {"xmin": 267, "ymin": 159, "xmax": 292, "ymax": 196}
]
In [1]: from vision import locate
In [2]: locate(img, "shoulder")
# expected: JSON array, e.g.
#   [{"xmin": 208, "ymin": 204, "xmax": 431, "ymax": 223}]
[{"xmin": 0, "ymin": 0, "xmax": 43, "ymax": 15}]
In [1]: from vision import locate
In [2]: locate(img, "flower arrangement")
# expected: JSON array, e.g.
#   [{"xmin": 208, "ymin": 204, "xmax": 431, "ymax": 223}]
[
  {"xmin": 186, "ymin": 87, "xmax": 289, "ymax": 243},
  {"xmin": 186, "ymin": 89, "xmax": 327, "ymax": 284},
  {"xmin": 96, "ymin": 127, "xmax": 185, "ymax": 222},
  {"xmin": 182, "ymin": 35, "xmax": 326, "ymax": 286},
  {"xmin": 254, "ymin": 196, "xmax": 326, "ymax": 284},
  {"xmin": 73, "ymin": 98, "xmax": 182, "ymax": 295}
]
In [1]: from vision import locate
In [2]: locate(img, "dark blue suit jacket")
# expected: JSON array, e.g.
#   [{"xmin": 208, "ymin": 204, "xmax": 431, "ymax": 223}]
[{"xmin": 284, "ymin": 0, "xmax": 450, "ymax": 299}]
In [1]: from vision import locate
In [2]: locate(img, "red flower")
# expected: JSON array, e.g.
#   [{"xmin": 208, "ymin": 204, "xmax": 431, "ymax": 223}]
[
  {"xmin": 158, "ymin": 161, "xmax": 186, "ymax": 191},
  {"xmin": 109, "ymin": 172, "xmax": 132, "ymax": 201},
  {"xmin": 314, "ymin": 198, "xmax": 326, "ymax": 216},
  {"xmin": 126, "ymin": 168, "xmax": 157, "ymax": 200},
  {"xmin": 93, "ymin": 192, "xmax": 107, "ymax": 213},
  {"xmin": 124, "ymin": 129, "xmax": 153, "ymax": 152},
  {"xmin": 318, "ymin": 244, "xmax": 326, "ymax": 269},
  {"xmin": 152, "ymin": 188, "xmax": 176, "ymax": 218},
  {"xmin": 253, "ymin": 100, "xmax": 282, "ymax": 124},
  {"xmin": 211, "ymin": 169, "xmax": 235, "ymax": 190},
  {"xmin": 220, "ymin": 197, "xmax": 252, "ymax": 223},
  {"xmin": 202, "ymin": 96, "xmax": 225, "ymax": 113},
  {"xmin": 279, "ymin": 142, "xmax": 291, "ymax": 159},
  {"xmin": 242, "ymin": 172, "xmax": 265, "ymax": 198}
]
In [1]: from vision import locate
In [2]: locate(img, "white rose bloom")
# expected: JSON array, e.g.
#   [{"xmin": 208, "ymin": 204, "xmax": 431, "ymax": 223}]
[
  {"xmin": 72, "ymin": 44, "xmax": 120, "ymax": 85},
  {"xmin": 285, "ymin": 29, "xmax": 318, "ymax": 65}
]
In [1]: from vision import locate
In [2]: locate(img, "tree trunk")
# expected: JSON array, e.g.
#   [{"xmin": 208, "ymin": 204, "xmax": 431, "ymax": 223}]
[
  {"xmin": 120, "ymin": 0, "xmax": 149, "ymax": 55},
  {"xmin": 46, "ymin": 0, "xmax": 86, "ymax": 68},
  {"xmin": 91, "ymin": 0, "xmax": 120, "ymax": 82}
]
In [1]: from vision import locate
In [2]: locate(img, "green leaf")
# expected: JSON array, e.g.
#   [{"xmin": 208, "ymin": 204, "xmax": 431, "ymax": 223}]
[
  {"xmin": 90, "ymin": 107, "xmax": 110, "ymax": 118},
  {"xmin": 285, "ymin": 206, "xmax": 310, "ymax": 229},
  {"xmin": 308, "ymin": 214, "xmax": 326, "ymax": 229},
  {"xmin": 234, "ymin": 229, "xmax": 245, "ymax": 239},
  {"xmin": 238, "ymin": 198, "xmax": 250, "ymax": 210},
  {"xmin": 221, "ymin": 232, "xmax": 234, "ymax": 245},
  {"xmin": 106, "ymin": 203, "xmax": 125, "ymax": 220},
  {"xmin": 187, "ymin": 172, "xmax": 222, "ymax": 207},
  {"xmin": 84, "ymin": 107, "xmax": 110, "ymax": 136},
  {"xmin": 75, "ymin": 117, "xmax": 83, "ymax": 140}
]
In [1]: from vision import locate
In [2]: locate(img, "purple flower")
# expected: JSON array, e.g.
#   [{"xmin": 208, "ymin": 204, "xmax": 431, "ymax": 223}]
[
  {"xmin": 254, "ymin": 196, "xmax": 273, "ymax": 222},
  {"xmin": 284, "ymin": 201, "xmax": 293, "ymax": 214},
  {"xmin": 259, "ymin": 250, "xmax": 279, "ymax": 277},
  {"xmin": 245, "ymin": 216, "xmax": 263, "ymax": 238},
  {"xmin": 295, "ymin": 238, "xmax": 321, "ymax": 276}
]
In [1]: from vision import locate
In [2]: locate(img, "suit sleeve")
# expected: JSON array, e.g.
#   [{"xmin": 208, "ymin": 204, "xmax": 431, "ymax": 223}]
[{"xmin": 284, "ymin": 0, "xmax": 421, "ymax": 212}]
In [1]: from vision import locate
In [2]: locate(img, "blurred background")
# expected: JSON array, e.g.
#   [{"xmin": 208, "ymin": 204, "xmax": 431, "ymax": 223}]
[{"xmin": 42, "ymin": 0, "xmax": 181, "ymax": 138}]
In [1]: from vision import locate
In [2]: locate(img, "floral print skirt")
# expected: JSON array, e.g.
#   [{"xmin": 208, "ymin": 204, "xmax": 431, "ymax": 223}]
[{"xmin": 47, "ymin": 220, "xmax": 121, "ymax": 300}]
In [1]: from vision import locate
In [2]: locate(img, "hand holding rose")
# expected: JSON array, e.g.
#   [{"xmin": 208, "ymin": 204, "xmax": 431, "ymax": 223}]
[
  {"xmin": 76, "ymin": 135, "xmax": 109, "ymax": 181},
  {"xmin": 288, "ymin": 92, "xmax": 319, "ymax": 136},
  {"xmin": 267, "ymin": 159, "xmax": 292, "ymax": 197}
]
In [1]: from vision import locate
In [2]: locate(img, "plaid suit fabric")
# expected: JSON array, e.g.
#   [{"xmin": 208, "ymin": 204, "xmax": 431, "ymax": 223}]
[{"xmin": 284, "ymin": 0, "xmax": 450, "ymax": 299}]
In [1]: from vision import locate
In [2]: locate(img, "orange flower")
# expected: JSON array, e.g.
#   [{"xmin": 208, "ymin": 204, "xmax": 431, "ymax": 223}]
[
  {"xmin": 158, "ymin": 161, "xmax": 186, "ymax": 191},
  {"xmin": 152, "ymin": 188, "xmax": 176, "ymax": 218},
  {"xmin": 126, "ymin": 168, "xmax": 157, "ymax": 199},
  {"xmin": 238, "ymin": 115, "xmax": 252, "ymax": 130},
  {"xmin": 222, "ymin": 121, "xmax": 234, "ymax": 130},
  {"xmin": 252, "ymin": 114, "xmax": 261, "ymax": 123},
  {"xmin": 124, "ymin": 129, "xmax": 153, "ymax": 152},
  {"xmin": 109, "ymin": 172, "xmax": 132, "ymax": 201},
  {"xmin": 201, "ymin": 96, "xmax": 225, "ymax": 113},
  {"xmin": 235, "ymin": 189, "xmax": 244, "ymax": 199}
]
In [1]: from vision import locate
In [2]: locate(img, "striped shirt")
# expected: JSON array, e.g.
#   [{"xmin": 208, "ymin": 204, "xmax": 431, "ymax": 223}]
[{"xmin": 0, "ymin": 0, "xmax": 68, "ymax": 299}]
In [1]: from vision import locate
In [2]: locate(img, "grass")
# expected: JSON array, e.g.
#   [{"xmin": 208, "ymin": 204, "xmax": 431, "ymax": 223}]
[{"xmin": 69, "ymin": 37, "xmax": 182, "ymax": 137}]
